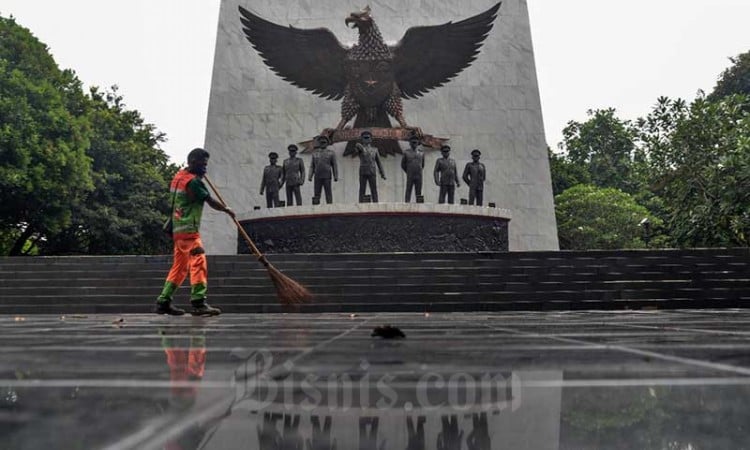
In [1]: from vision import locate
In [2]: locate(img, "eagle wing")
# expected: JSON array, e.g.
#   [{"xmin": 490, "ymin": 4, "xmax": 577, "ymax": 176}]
[
  {"xmin": 239, "ymin": 6, "xmax": 348, "ymax": 100},
  {"xmin": 391, "ymin": 2, "xmax": 501, "ymax": 99}
]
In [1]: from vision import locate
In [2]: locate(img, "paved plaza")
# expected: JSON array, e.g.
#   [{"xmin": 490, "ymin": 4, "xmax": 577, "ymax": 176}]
[{"xmin": 2, "ymin": 310, "xmax": 750, "ymax": 449}]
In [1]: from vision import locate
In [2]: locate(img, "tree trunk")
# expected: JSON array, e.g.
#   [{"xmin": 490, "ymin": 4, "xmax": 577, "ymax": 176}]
[{"xmin": 9, "ymin": 226, "xmax": 35, "ymax": 256}]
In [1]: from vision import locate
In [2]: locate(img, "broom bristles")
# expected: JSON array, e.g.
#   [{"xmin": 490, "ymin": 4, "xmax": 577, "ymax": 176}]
[
  {"xmin": 202, "ymin": 175, "xmax": 312, "ymax": 305},
  {"xmin": 266, "ymin": 262, "xmax": 313, "ymax": 305}
]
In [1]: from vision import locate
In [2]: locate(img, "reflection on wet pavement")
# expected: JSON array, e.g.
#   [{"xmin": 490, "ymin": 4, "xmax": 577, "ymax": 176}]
[{"xmin": 2, "ymin": 311, "xmax": 750, "ymax": 449}]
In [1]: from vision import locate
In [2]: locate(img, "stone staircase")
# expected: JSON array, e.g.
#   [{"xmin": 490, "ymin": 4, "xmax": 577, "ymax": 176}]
[{"xmin": 0, "ymin": 249, "xmax": 748, "ymax": 313}]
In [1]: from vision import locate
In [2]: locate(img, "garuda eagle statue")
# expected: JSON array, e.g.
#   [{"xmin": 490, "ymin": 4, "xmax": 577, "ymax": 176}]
[{"xmin": 239, "ymin": 3, "xmax": 501, "ymax": 155}]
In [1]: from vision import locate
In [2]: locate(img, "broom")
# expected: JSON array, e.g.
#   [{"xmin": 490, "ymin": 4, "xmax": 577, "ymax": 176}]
[{"xmin": 203, "ymin": 176, "xmax": 312, "ymax": 305}]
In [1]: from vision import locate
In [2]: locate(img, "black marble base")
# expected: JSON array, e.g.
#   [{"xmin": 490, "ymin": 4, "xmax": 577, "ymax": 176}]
[{"xmin": 240, "ymin": 212, "xmax": 509, "ymax": 253}]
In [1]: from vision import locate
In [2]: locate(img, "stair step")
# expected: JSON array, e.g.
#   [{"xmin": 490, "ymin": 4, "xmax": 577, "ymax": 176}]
[{"xmin": 1, "ymin": 249, "xmax": 747, "ymax": 313}]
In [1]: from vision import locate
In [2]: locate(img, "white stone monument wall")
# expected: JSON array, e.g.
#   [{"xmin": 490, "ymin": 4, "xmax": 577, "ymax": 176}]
[{"xmin": 203, "ymin": 0, "xmax": 558, "ymax": 253}]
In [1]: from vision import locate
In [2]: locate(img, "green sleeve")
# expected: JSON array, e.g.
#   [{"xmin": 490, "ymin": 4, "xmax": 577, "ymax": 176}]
[{"xmin": 187, "ymin": 177, "xmax": 210, "ymax": 202}]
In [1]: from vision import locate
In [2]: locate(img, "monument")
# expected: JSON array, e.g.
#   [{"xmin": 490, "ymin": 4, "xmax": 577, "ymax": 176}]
[{"xmin": 202, "ymin": 0, "xmax": 558, "ymax": 253}]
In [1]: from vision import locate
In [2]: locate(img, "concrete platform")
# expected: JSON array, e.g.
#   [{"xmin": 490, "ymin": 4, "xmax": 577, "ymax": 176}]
[{"xmin": 2, "ymin": 310, "xmax": 750, "ymax": 449}]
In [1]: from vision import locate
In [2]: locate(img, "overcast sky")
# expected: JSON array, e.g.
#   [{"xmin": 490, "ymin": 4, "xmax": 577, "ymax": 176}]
[{"xmin": 1, "ymin": 1, "xmax": 748, "ymax": 164}]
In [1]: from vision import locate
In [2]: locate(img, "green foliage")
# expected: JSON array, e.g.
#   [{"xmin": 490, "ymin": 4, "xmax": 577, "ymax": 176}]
[
  {"xmin": 563, "ymin": 387, "xmax": 660, "ymax": 434},
  {"xmin": 551, "ymin": 52, "xmax": 750, "ymax": 250},
  {"xmin": 708, "ymin": 50, "xmax": 750, "ymax": 102},
  {"xmin": 638, "ymin": 94, "xmax": 750, "ymax": 247},
  {"xmin": 0, "ymin": 16, "xmax": 93, "ymax": 255},
  {"xmin": 555, "ymin": 185, "xmax": 659, "ymax": 250},
  {"xmin": 548, "ymin": 148, "xmax": 591, "ymax": 197},
  {"xmin": 0, "ymin": 228, "xmax": 20, "ymax": 255},
  {"xmin": 0, "ymin": 16, "xmax": 59, "ymax": 82},
  {"xmin": 561, "ymin": 385, "xmax": 750, "ymax": 449},
  {"xmin": 0, "ymin": 15, "xmax": 178, "ymax": 256},
  {"xmin": 40, "ymin": 88, "xmax": 179, "ymax": 255},
  {"xmin": 560, "ymin": 108, "xmax": 639, "ymax": 194}
]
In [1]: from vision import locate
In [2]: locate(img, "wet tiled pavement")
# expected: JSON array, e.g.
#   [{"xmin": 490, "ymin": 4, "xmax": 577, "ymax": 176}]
[{"xmin": 2, "ymin": 310, "xmax": 750, "ymax": 449}]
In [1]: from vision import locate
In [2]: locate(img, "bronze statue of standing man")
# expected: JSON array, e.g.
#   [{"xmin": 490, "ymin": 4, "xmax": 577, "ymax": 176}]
[
  {"xmin": 401, "ymin": 135, "xmax": 425, "ymax": 202},
  {"xmin": 308, "ymin": 135, "xmax": 338, "ymax": 204},
  {"xmin": 260, "ymin": 152, "xmax": 284, "ymax": 208},
  {"xmin": 462, "ymin": 149, "xmax": 486, "ymax": 206},
  {"xmin": 434, "ymin": 145, "xmax": 460, "ymax": 204},
  {"xmin": 282, "ymin": 144, "xmax": 305, "ymax": 206},
  {"xmin": 355, "ymin": 130, "xmax": 386, "ymax": 203}
]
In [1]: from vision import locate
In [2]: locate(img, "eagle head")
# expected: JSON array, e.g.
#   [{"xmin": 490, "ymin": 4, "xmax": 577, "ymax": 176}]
[{"xmin": 345, "ymin": 5, "xmax": 373, "ymax": 31}]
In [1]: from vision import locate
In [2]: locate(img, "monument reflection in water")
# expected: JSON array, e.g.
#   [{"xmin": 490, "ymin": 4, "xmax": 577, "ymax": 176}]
[
  {"xmin": 148, "ymin": 329, "xmax": 750, "ymax": 450},
  {"xmin": 154, "ymin": 332, "xmax": 750, "ymax": 449},
  {"xmin": 167, "ymin": 345, "xmax": 562, "ymax": 449}
]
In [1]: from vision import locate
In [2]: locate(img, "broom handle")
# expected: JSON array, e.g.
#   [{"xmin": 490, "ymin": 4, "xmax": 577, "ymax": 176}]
[{"xmin": 203, "ymin": 175, "xmax": 268, "ymax": 264}]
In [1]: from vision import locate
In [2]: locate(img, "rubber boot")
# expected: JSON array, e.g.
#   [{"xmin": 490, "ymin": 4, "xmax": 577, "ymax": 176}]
[
  {"xmin": 190, "ymin": 299, "xmax": 221, "ymax": 316},
  {"xmin": 154, "ymin": 301, "xmax": 186, "ymax": 316}
]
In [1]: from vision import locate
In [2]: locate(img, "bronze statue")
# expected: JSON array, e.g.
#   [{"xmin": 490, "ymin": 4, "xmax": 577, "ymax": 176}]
[
  {"xmin": 260, "ymin": 151, "xmax": 284, "ymax": 208},
  {"xmin": 280, "ymin": 414, "xmax": 304, "ymax": 450},
  {"xmin": 467, "ymin": 412, "xmax": 491, "ymax": 450},
  {"xmin": 406, "ymin": 416, "xmax": 426, "ymax": 450},
  {"xmin": 308, "ymin": 135, "xmax": 338, "ymax": 204},
  {"xmin": 308, "ymin": 416, "xmax": 336, "ymax": 450},
  {"xmin": 401, "ymin": 134, "xmax": 425, "ymax": 202},
  {"xmin": 437, "ymin": 415, "xmax": 463, "ymax": 450},
  {"xmin": 282, "ymin": 144, "xmax": 305, "ymax": 206},
  {"xmin": 239, "ymin": 3, "xmax": 501, "ymax": 156},
  {"xmin": 257, "ymin": 412, "xmax": 282, "ymax": 449},
  {"xmin": 359, "ymin": 417, "xmax": 383, "ymax": 450},
  {"xmin": 462, "ymin": 149, "xmax": 486, "ymax": 206},
  {"xmin": 355, "ymin": 131, "xmax": 386, "ymax": 202},
  {"xmin": 434, "ymin": 145, "xmax": 460, "ymax": 204}
]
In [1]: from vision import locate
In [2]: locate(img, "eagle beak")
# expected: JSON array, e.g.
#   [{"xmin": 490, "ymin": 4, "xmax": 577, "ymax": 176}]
[{"xmin": 345, "ymin": 16, "xmax": 357, "ymax": 28}]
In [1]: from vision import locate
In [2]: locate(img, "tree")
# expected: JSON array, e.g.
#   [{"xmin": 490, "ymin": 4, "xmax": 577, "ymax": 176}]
[
  {"xmin": 561, "ymin": 385, "xmax": 750, "ymax": 449},
  {"xmin": 708, "ymin": 50, "xmax": 750, "ymax": 102},
  {"xmin": 548, "ymin": 147, "xmax": 591, "ymax": 197},
  {"xmin": 555, "ymin": 184, "xmax": 660, "ymax": 250},
  {"xmin": 0, "ymin": 16, "xmax": 93, "ymax": 255},
  {"xmin": 40, "ymin": 87, "xmax": 178, "ymax": 255},
  {"xmin": 559, "ymin": 109, "xmax": 639, "ymax": 194},
  {"xmin": 550, "ymin": 54, "xmax": 750, "ymax": 250},
  {"xmin": 1, "ymin": 15, "xmax": 177, "ymax": 256},
  {"xmin": 637, "ymin": 94, "xmax": 750, "ymax": 247}
]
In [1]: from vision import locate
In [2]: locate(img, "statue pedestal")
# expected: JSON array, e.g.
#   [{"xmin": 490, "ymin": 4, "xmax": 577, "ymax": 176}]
[{"xmin": 237, "ymin": 203, "xmax": 511, "ymax": 254}]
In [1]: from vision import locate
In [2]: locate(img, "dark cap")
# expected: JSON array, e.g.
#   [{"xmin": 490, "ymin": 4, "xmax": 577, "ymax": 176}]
[
  {"xmin": 187, "ymin": 147, "xmax": 210, "ymax": 163},
  {"xmin": 287, "ymin": 144, "xmax": 298, "ymax": 151},
  {"xmin": 361, "ymin": 130, "xmax": 372, "ymax": 137},
  {"xmin": 269, "ymin": 152, "xmax": 279, "ymax": 159},
  {"xmin": 409, "ymin": 135, "xmax": 420, "ymax": 142},
  {"xmin": 471, "ymin": 149, "xmax": 481, "ymax": 156},
  {"xmin": 440, "ymin": 145, "xmax": 451, "ymax": 152},
  {"xmin": 315, "ymin": 135, "xmax": 330, "ymax": 145}
]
